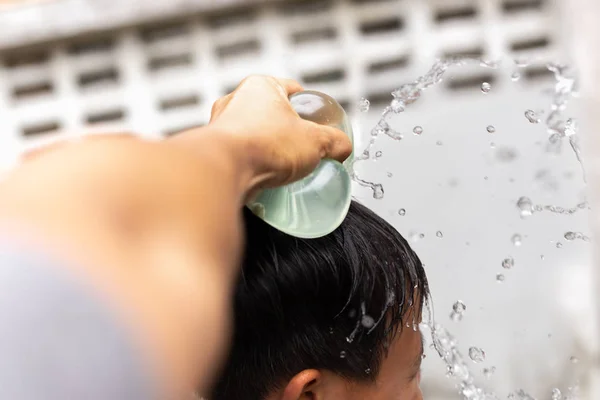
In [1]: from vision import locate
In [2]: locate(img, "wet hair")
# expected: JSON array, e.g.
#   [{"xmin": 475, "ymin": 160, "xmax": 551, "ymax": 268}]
[{"xmin": 211, "ymin": 201, "xmax": 428, "ymax": 400}]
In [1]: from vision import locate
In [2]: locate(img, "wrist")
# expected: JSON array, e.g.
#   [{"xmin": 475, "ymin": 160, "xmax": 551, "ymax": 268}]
[{"xmin": 166, "ymin": 125, "xmax": 259, "ymax": 203}]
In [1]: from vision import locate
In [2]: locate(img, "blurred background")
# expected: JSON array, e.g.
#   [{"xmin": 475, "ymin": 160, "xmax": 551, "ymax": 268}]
[{"xmin": 0, "ymin": 0, "xmax": 597, "ymax": 399}]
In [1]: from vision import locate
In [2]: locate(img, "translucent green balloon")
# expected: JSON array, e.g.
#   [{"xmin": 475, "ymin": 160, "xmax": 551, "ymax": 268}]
[{"xmin": 247, "ymin": 91, "xmax": 354, "ymax": 239}]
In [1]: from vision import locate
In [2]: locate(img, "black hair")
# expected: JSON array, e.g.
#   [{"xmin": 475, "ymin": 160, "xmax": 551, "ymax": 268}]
[{"xmin": 211, "ymin": 201, "xmax": 428, "ymax": 400}]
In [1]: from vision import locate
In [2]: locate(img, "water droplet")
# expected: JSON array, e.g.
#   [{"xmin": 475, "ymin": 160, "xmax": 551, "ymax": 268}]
[
  {"xmin": 517, "ymin": 196, "xmax": 534, "ymax": 218},
  {"xmin": 512, "ymin": 234, "xmax": 522, "ymax": 247},
  {"xmin": 450, "ymin": 300, "xmax": 466, "ymax": 322},
  {"xmin": 481, "ymin": 82, "xmax": 492, "ymax": 93},
  {"xmin": 436, "ymin": 231, "xmax": 444, "ymax": 238},
  {"xmin": 525, "ymin": 110, "xmax": 540, "ymax": 124},
  {"xmin": 398, "ymin": 208, "xmax": 406, "ymax": 216},
  {"xmin": 329, "ymin": 327, "xmax": 334, "ymax": 334},
  {"xmin": 487, "ymin": 125, "xmax": 496, "ymax": 133},
  {"xmin": 570, "ymin": 356, "xmax": 579, "ymax": 364},
  {"xmin": 502, "ymin": 257, "xmax": 515, "ymax": 269},
  {"xmin": 564, "ymin": 232, "xmax": 577, "ymax": 241},
  {"xmin": 375, "ymin": 151, "xmax": 383, "ymax": 158},
  {"xmin": 468, "ymin": 347, "xmax": 486, "ymax": 363},
  {"xmin": 483, "ymin": 366, "xmax": 496, "ymax": 378},
  {"xmin": 386, "ymin": 172, "xmax": 393, "ymax": 178},
  {"xmin": 373, "ymin": 184, "xmax": 384, "ymax": 199},
  {"xmin": 419, "ymin": 233, "xmax": 425, "ymax": 239},
  {"xmin": 551, "ymin": 388, "xmax": 562, "ymax": 400},
  {"xmin": 436, "ymin": 140, "xmax": 443, "ymax": 146},
  {"xmin": 511, "ymin": 71, "xmax": 521, "ymax": 81},
  {"xmin": 358, "ymin": 97, "xmax": 370, "ymax": 112},
  {"xmin": 496, "ymin": 274, "xmax": 505, "ymax": 282},
  {"xmin": 490, "ymin": 142, "xmax": 496, "ymax": 148},
  {"xmin": 365, "ymin": 368, "xmax": 371, "ymax": 374},
  {"xmin": 556, "ymin": 242, "xmax": 563, "ymax": 248},
  {"xmin": 540, "ymin": 255, "xmax": 545, "ymax": 261},
  {"xmin": 361, "ymin": 315, "xmax": 375, "ymax": 329},
  {"xmin": 413, "ymin": 126, "xmax": 423, "ymax": 135},
  {"xmin": 340, "ymin": 351, "xmax": 347, "ymax": 359}
]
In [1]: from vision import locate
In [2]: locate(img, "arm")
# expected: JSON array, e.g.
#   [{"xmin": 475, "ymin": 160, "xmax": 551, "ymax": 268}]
[{"xmin": 0, "ymin": 76, "xmax": 351, "ymax": 398}]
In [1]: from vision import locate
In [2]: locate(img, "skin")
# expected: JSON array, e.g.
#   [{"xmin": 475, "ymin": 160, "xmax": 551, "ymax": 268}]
[
  {"xmin": 271, "ymin": 314, "xmax": 424, "ymax": 400},
  {"xmin": 0, "ymin": 76, "xmax": 352, "ymax": 399}
]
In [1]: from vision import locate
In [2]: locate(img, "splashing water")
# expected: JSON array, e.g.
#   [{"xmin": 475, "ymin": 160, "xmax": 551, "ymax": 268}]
[
  {"xmin": 422, "ymin": 299, "xmax": 499, "ymax": 400},
  {"xmin": 350, "ymin": 58, "xmax": 472, "ymax": 197},
  {"xmin": 351, "ymin": 59, "xmax": 584, "ymax": 200},
  {"xmin": 398, "ymin": 208, "xmax": 406, "ymax": 216},
  {"xmin": 351, "ymin": 58, "xmax": 585, "ymax": 399}
]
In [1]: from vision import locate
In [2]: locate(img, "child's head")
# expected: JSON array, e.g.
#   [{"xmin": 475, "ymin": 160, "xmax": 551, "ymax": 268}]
[{"xmin": 212, "ymin": 201, "xmax": 429, "ymax": 400}]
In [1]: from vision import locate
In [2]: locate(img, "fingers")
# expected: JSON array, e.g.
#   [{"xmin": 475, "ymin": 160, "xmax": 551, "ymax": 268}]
[
  {"xmin": 304, "ymin": 122, "xmax": 353, "ymax": 163},
  {"xmin": 274, "ymin": 78, "xmax": 304, "ymax": 96}
]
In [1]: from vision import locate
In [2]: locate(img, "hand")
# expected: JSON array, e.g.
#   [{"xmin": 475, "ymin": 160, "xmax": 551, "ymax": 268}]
[{"xmin": 203, "ymin": 76, "xmax": 352, "ymax": 192}]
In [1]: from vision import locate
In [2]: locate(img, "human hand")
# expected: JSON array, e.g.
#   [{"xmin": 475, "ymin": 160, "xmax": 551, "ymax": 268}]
[{"xmin": 182, "ymin": 75, "xmax": 353, "ymax": 195}]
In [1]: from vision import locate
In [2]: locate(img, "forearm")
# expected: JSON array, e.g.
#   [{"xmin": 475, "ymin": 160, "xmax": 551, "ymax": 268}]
[{"xmin": 0, "ymin": 128, "xmax": 252, "ymax": 397}]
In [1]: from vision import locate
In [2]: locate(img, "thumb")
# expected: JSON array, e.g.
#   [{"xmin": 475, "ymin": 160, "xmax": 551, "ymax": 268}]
[{"xmin": 307, "ymin": 122, "xmax": 353, "ymax": 163}]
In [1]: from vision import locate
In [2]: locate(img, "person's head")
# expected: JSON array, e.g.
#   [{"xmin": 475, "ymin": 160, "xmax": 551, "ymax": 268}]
[{"xmin": 212, "ymin": 201, "xmax": 429, "ymax": 400}]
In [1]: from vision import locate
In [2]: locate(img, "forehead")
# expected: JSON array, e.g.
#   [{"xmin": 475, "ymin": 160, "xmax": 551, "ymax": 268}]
[{"xmin": 377, "ymin": 322, "xmax": 423, "ymax": 382}]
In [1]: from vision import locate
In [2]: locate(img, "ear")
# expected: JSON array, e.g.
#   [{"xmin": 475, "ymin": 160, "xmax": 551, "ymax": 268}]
[{"xmin": 280, "ymin": 369, "xmax": 323, "ymax": 400}]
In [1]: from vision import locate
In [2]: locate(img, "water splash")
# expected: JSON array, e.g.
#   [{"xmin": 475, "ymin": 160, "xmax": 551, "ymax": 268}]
[
  {"xmin": 481, "ymin": 82, "xmax": 492, "ymax": 94},
  {"xmin": 487, "ymin": 125, "xmax": 496, "ymax": 133},
  {"xmin": 436, "ymin": 231, "xmax": 444, "ymax": 238},
  {"xmin": 350, "ymin": 58, "xmax": 472, "ymax": 197},
  {"xmin": 413, "ymin": 125, "xmax": 423, "ymax": 135},
  {"xmin": 544, "ymin": 63, "xmax": 585, "ymax": 181},
  {"xmin": 519, "ymin": 200, "xmax": 588, "ymax": 217},
  {"xmin": 496, "ymin": 274, "xmax": 505, "ymax": 283},
  {"xmin": 398, "ymin": 208, "xmax": 406, "ymax": 216},
  {"xmin": 423, "ymin": 299, "xmax": 499, "ymax": 400}
]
